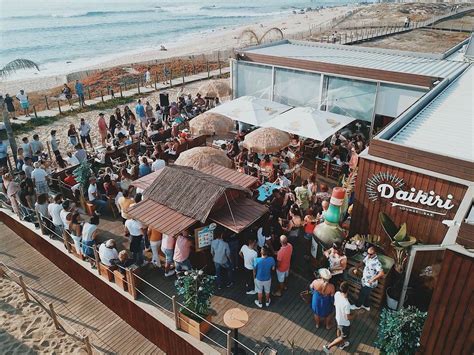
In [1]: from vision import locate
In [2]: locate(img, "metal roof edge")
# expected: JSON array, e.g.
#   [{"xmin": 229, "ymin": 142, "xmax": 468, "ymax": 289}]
[
  {"xmin": 375, "ymin": 63, "xmax": 471, "ymax": 141},
  {"xmin": 441, "ymin": 36, "xmax": 472, "ymax": 60},
  {"xmin": 236, "ymin": 39, "xmax": 290, "ymax": 54}
]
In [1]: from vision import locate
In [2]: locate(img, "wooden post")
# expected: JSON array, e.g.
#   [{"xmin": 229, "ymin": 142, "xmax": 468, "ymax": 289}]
[
  {"xmin": 83, "ymin": 336, "xmax": 93, "ymax": 355},
  {"xmin": 87, "ymin": 87, "xmax": 91, "ymax": 100},
  {"xmin": 325, "ymin": 161, "xmax": 330, "ymax": 178},
  {"xmin": 46, "ymin": 141, "xmax": 52, "ymax": 164},
  {"xmin": 0, "ymin": 265, "xmax": 5, "ymax": 278},
  {"xmin": 169, "ymin": 69, "xmax": 173, "ymax": 88},
  {"xmin": 48, "ymin": 303, "xmax": 61, "ymax": 330},
  {"xmin": 137, "ymin": 79, "xmax": 141, "ymax": 95},
  {"xmin": 207, "ymin": 61, "xmax": 210, "ymax": 78},
  {"xmin": 57, "ymin": 101, "xmax": 62, "ymax": 114},
  {"xmin": 125, "ymin": 268, "xmax": 138, "ymax": 299},
  {"xmin": 44, "ymin": 96, "xmax": 50, "ymax": 110},
  {"xmin": 100, "ymin": 90, "xmax": 104, "ymax": 102},
  {"xmin": 226, "ymin": 330, "xmax": 232, "ymax": 355},
  {"xmin": 182, "ymin": 68, "xmax": 185, "ymax": 84},
  {"xmin": 154, "ymin": 74, "xmax": 158, "ymax": 90},
  {"xmin": 172, "ymin": 295, "xmax": 180, "ymax": 330},
  {"xmin": 218, "ymin": 51, "xmax": 222, "ymax": 75},
  {"xmin": 93, "ymin": 248, "xmax": 101, "ymax": 275},
  {"xmin": 18, "ymin": 276, "xmax": 30, "ymax": 301},
  {"xmin": 36, "ymin": 210, "xmax": 46, "ymax": 235},
  {"xmin": 119, "ymin": 84, "xmax": 123, "ymax": 98},
  {"xmin": 33, "ymin": 106, "xmax": 38, "ymax": 118}
]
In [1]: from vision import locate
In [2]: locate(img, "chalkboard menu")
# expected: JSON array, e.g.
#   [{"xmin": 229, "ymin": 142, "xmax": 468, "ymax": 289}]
[{"xmin": 194, "ymin": 223, "xmax": 216, "ymax": 251}]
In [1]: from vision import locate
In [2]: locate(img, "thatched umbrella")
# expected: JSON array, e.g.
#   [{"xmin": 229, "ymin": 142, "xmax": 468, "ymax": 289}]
[
  {"xmin": 197, "ymin": 80, "xmax": 231, "ymax": 98},
  {"xmin": 243, "ymin": 127, "xmax": 291, "ymax": 154},
  {"xmin": 189, "ymin": 112, "xmax": 234, "ymax": 136},
  {"xmin": 175, "ymin": 147, "xmax": 233, "ymax": 170}
]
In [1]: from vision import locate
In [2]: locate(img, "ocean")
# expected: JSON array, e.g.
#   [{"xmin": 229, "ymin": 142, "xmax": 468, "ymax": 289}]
[{"xmin": 0, "ymin": 0, "xmax": 344, "ymax": 81}]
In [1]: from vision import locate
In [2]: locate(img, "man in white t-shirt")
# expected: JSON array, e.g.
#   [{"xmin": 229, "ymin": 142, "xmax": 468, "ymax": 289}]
[
  {"xmin": 99, "ymin": 239, "xmax": 119, "ymax": 266},
  {"xmin": 124, "ymin": 218, "xmax": 146, "ymax": 266},
  {"xmin": 31, "ymin": 162, "xmax": 49, "ymax": 194},
  {"xmin": 88, "ymin": 176, "xmax": 107, "ymax": 215},
  {"xmin": 323, "ymin": 282, "xmax": 353, "ymax": 353},
  {"xmin": 48, "ymin": 194, "xmax": 64, "ymax": 237},
  {"xmin": 16, "ymin": 89, "xmax": 30, "ymax": 117},
  {"xmin": 239, "ymin": 239, "xmax": 258, "ymax": 295}
]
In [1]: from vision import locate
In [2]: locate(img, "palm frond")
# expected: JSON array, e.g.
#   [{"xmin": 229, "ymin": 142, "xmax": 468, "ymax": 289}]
[{"xmin": 0, "ymin": 59, "xmax": 40, "ymax": 79}]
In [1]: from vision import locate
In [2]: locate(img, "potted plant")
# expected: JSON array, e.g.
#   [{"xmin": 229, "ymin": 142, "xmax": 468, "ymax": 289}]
[
  {"xmin": 376, "ymin": 306, "xmax": 427, "ymax": 355},
  {"xmin": 175, "ymin": 269, "xmax": 216, "ymax": 340},
  {"xmin": 379, "ymin": 212, "xmax": 417, "ymax": 309}
]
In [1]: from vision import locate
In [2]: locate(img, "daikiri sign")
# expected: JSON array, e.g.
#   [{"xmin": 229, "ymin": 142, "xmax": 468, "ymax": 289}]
[{"xmin": 366, "ymin": 172, "xmax": 455, "ymax": 217}]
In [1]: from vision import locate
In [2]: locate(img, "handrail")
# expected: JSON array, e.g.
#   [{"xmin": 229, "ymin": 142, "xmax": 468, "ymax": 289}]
[{"xmin": 2, "ymin": 202, "xmax": 257, "ymax": 353}]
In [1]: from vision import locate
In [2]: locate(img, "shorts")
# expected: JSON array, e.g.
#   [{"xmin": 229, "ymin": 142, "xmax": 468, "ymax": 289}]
[
  {"xmin": 21, "ymin": 102, "xmax": 29, "ymax": 109},
  {"xmin": 276, "ymin": 270, "xmax": 289, "ymax": 283},
  {"xmin": 163, "ymin": 248, "xmax": 174, "ymax": 263},
  {"xmin": 338, "ymin": 325, "xmax": 350, "ymax": 339},
  {"xmin": 81, "ymin": 134, "xmax": 92, "ymax": 144},
  {"xmin": 255, "ymin": 279, "xmax": 271, "ymax": 294},
  {"xmin": 304, "ymin": 232, "xmax": 313, "ymax": 241}
]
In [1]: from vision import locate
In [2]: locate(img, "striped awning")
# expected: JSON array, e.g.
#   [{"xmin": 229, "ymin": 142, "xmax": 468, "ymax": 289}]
[
  {"xmin": 198, "ymin": 164, "xmax": 259, "ymax": 189},
  {"xmin": 127, "ymin": 199, "xmax": 197, "ymax": 236},
  {"xmin": 210, "ymin": 197, "xmax": 268, "ymax": 233}
]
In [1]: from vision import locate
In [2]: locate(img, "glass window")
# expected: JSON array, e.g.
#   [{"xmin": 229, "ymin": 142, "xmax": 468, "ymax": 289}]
[
  {"xmin": 235, "ymin": 62, "xmax": 272, "ymax": 99},
  {"xmin": 273, "ymin": 68, "xmax": 321, "ymax": 107},
  {"xmin": 324, "ymin": 76, "xmax": 377, "ymax": 122},
  {"xmin": 375, "ymin": 83, "xmax": 426, "ymax": 118}
]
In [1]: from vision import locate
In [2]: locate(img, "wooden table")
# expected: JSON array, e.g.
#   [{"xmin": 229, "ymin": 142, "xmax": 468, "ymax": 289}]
[{"xmin": 223, "ymin": 308, "xmax": 249, "ymax": 354}]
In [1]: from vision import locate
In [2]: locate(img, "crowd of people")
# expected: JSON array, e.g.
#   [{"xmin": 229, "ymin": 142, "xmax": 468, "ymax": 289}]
[{"xmin": 0, "ymin": 83, "xmax": 379, "ymax": 353}]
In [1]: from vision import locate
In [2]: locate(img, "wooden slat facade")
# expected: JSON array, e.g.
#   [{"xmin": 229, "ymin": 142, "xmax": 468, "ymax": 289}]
[
  {"xmin": 369, "ymin": 140, "xmax": 474, "ymax": 182},
  {"xmin": 238, "ymin": 53, "xmax": 436, "ymax": 88},
  {"xmin": 350, "ymin": 156, "xmax": 468, "ymax": 247},
  {"xmin": 0, "ymin": 211, "xmax": 207, "ymax": 355},
  {"xmin": 457, "ymin": 221, "xmax": 474, "ymax": 249},
  {"xmin": 419, "ymin": 250, "xmax": 474, "ymax": 354}
]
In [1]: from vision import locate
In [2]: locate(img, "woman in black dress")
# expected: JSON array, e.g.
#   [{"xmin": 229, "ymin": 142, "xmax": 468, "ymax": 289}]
[{"xmin": 4, "ymin": 94, "xmax": 16, "ymax": 119}]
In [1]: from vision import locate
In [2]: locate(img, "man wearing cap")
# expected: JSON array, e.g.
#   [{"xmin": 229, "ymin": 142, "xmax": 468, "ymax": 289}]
[
  {"xmin": 99, "ymin": 239, "xmax": 119, "ymax": 267},
  {"xmin": 88, "ymin": 176, "xmax": 108, "ymax": 214},
  {"xmin": 353, "ymin": 246, "xmax": 384, "ymax": 312},
  {"xmin": 31, "ymin": 162, "xmax": 49, "ymax": 194},
  {"xmin": 323, "ymin": 281, "xmax": 353, "ymax": 353}
]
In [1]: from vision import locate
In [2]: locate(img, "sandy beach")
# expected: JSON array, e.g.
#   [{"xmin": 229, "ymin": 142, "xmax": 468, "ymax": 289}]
[
  {"xmin": 0, "ymin": 5, "xmax": 352, "ymax": 94},
  {"xmin": 0, "ymin": 276, "xmax": 87, "ymax": 354}
]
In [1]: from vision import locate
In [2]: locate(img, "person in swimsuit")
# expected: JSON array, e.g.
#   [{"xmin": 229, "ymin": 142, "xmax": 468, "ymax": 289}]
[{"xmin": 310, "ymin": 268, "xmax": 335, "ymax": 329}]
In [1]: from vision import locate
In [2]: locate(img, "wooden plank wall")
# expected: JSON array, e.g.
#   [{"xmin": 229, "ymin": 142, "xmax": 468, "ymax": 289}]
[
  {"xmin": 419, "ymin": 250, "xmax": 474, "ymax": 354},
  {"xmin": 369, "ymin": 140, "xmax": 474, "ymax": 182},
  {"xmin": 0, "ymin": 212, "xmax": 204, "ymax": 355},
  {"xmin": 239, "ymin": 53, "xmax": 435, "ymax": 87},
  {"xmin": 457, "ymin": 222, "xmax": 474, "ymax": 249},
  {"xmin": 350, "ymin": 157, "xmax": 468, "ymax": 248}
]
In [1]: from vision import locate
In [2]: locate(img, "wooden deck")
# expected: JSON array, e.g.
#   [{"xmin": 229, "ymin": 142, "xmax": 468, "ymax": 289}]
[
  {"xmin": 0, "ymin": 223, "xmax": 164, "ymax": 355},
  {"xmin": 100, "ymin": 218, "xmax": 381, "ymax": 354}
]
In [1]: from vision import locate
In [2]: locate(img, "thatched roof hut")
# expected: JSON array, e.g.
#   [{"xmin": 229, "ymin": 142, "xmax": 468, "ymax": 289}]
[{"xmin": 143, "ymin": 166, "xmax": 249, "ymax": 222}]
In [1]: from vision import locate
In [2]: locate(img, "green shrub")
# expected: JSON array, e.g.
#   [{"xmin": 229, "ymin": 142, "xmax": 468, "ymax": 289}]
[{"xmin": 175, "ymin": 269, "xmax": 215, "ymax": 320}]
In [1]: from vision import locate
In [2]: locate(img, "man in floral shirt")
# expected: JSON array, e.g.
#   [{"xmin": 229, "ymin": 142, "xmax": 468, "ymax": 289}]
[{"xmin": 353, "ymin": 246, "xmax": 384, "ymax": 311}]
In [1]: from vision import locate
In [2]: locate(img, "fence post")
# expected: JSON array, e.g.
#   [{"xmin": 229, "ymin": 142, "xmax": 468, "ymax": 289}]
[
  {"xmin": 182, "ymin": 67, "xmax": 185, "ymax": 84},
  {"xmin": 169, "ymin": 69, "xmax": 173, "ymax": 88},
  {"xmin": 44, "ymin": 96, "xmax": 50, "ymax": 110},
  {"xmin": 0, "ymin": 265, "xmax": 5, "ymax": 278},
  {"xmin": 226, "ymin": 330, "xmax": 232, "ymax": 355},
  {"xmin": 172, "ymin": 295, "xmax": 180, "ymax": 330},
  {"xmin": 154, "ymin": 73, "xmax": 158, "ymax": 90},
  {"xmin": 137, "ymin": 79, "xmax": 141, "ymax": 95},
  {"xmin": 57, "ymin": 101, "xmax": 62, "ymax": 114},
  {"xmin": 87, "ymin": 87, "xmax": 91, "ymax": 100},
  {"xmin": 48, "ymin": 303, "xmax": 61, "ymax": 330},
  {"xmin": 119, "ymin": 84, "xmax": 123, "ymax": 98},
  {"xmin": 83, "ymin": 336, "xmax": 93, "ymax": 355},
  {"xmin": 93, "ymin": 248, "xmax": 101, "ymax": 275},
  {"xmin": 33, "ymin": 106, "xmax": 38, "ymax": 118},
  {"xmin": 207, "ymin": 61, "xmax": 210, "ymax": 78},
  {"xmin": 18, "ymin": 276, "xmax": 30, "ymax": 302},
  {"xmin": 125, "ymin": 268, "xmax": 138, "ymax": 299},
  {"xmin": 218, "ymin": 51, "xmax": 222, "ymax": 75}
]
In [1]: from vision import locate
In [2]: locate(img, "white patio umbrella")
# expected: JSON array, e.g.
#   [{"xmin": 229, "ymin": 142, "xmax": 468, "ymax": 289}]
[
  {"xmin": 209, "ymin": 96, "xmax": 292, "ymax": 127},
  {"xmin": 261, "ymin": 107, "xmax": 356, "ymax": 142}
]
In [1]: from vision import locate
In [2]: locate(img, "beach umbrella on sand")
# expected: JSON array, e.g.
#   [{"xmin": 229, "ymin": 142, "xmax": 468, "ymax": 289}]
[
  {"xmin": 243, "ymin": 127, "xmax": 291, "ymax": 154},
  {"xmin": 189, "ymin": 112, "xmax": 234, "ymax": 136},
  {"xmin": 175, "ymin": 147, "xmax": 233, "ymax": 170},
  {"xmin": 197, "ymin": 80, "xmax": 231, "ymax": 98}
]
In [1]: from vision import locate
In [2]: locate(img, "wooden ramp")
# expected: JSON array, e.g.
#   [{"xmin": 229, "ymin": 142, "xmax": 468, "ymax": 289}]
[{"xmin": 0, "ymin": 223, "xmax": 164, "ymax": 355}]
